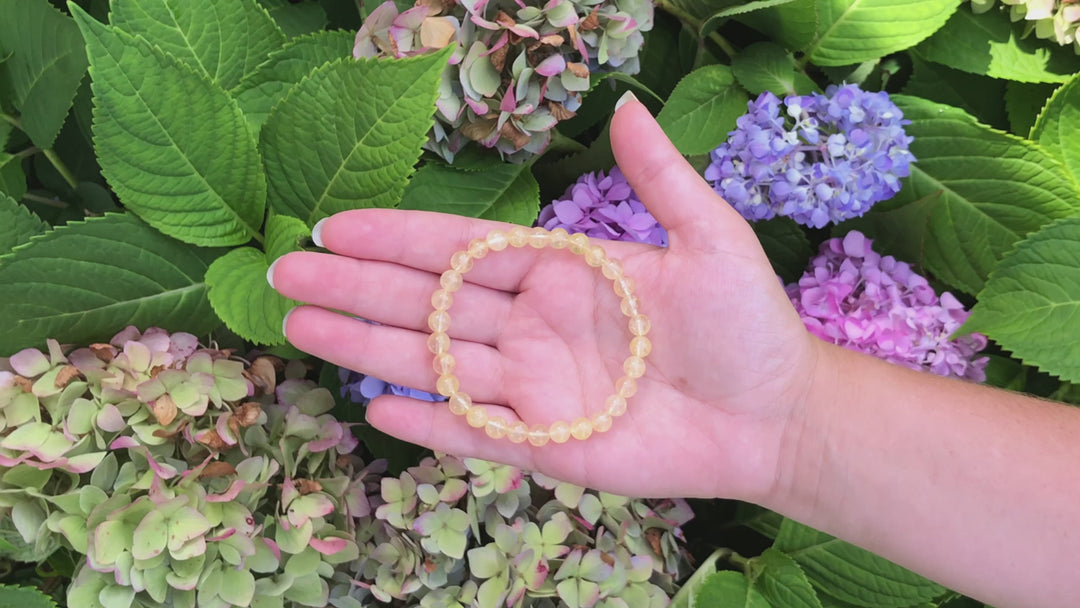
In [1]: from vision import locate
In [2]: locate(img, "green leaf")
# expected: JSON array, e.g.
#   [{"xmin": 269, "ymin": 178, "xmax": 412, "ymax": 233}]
[
  {"xmin": 71, "ymin": 6, "xmax": 267, "ymax": 247},
  {"xmin": 109, "ymin": 0, "xmax": 286, "ymax": 90},
  {"xmin": 0, "ymin": 585, "xmax": 58, "ymax": 608},
  {"xmin": 0, "ymin": 194, "xmax": 47, "ymax": 253},
  {"xmin": 232, "ymin": 30, "xmax": 355, "ymax": 134},
  {"xmin": 1031, "ymin": 72, "xmax": 1080, "ymax": 187},
  {"xmin": 741, "ymin": 0, "xmax": 961, "ymax": 67},
  {"xmin": 732, "ymin": 42, "xmax": 819, "ymax": 97},
  {"xmin": 837, "ymin": 190, "xmax": 941, "ymax": 275},
  {"xmin": 749, "ymin": 547, "xmax": 823, "ymax": 608},
  {"xmin": 695, "ymin": 571, "xmax": 771, "ymax": 608},
  {"xmin": 752, "ymin": 217, "xmax": 813, "ymax": 283},
  {"xmin": 774, "ymin": 518, "xmax": 945, "ymax": 607},
  {"xmin": 260, "ymin": 51, "xmax": 450, "ymax": 226},
  {"xmin": 399, "ymin": 162, "xmax": 540, "ymax": 225},
  {"xmin": 700, "ymin": 0, "xmax": 801, "ymax": 37},
  {"xmin": 0, "ymin": 0, "xmax": 88, "ymax": 148},
  {"xmin": 668, "ymin": 549, "xmax": 726, "ymax": 608},
  {"xmin": 915, "ymin": 5, "xmax": 1080, "ymax": 83},
  {"xmin": 887, "ymin": 95, "xmax": 1080, "ymax": 294},
  {"xmin": 258, "ymin": 0, "xmax": 328, "ymax": 38},
  {"xmin": 0, "ymin": 153, "xmax": 26, "ymax": 202},
  {"xmin": 0, "ymin": 214, "xmax": 221, "ymax": 356},
  {"xmin": 903, "ymin": 53, "xmax": 1007, "ymax": 130},
  {"xmin": 964, "ymin": 218, "xmax": 1080, "ymax": 382},
  {"xmin": 1005, "ymin": 81, "xmax": 1057, "ymax": 138},
  {"xmin": 656, "ymin": 64, "xmax": 748, "ymax": 156},
  {"xmin": 205, "ymin": 215, "xmax": 307, "ymax": 345}
]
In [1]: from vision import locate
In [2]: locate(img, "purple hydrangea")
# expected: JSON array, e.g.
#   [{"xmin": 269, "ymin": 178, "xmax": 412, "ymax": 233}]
[
  {"xmin": 339, "ymin": 367, "xmax": 446, "ymax": 403},
  {"xmin": 705, "ymin": 84, "xmax": 915, "ymax": 229},
  {"xmin": 786, "ymin": 231, "xmax": 988, "ymax": 382},
  {"xmin": 536, "ymin": 167, "xmax": 668, "ymax": 246}
]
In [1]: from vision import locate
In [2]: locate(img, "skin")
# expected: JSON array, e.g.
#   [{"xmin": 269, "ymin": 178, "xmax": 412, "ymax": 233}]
[{"xmin": 269, "ymin": 98, "xmax": 1080, "ymax": 608}]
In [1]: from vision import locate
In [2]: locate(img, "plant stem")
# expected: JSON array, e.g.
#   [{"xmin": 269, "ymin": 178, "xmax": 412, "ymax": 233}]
[
  {"xmin": 707, "ymin": 31, "xmax": 738, "ymax": 60},
  {"xmin": 656, "ymin": 0, "xmax": 737, "ymax": 60},
  {"xmin": 15, "ymin": 146, "xmax": 40, "ymax": 159},
  {"xmin": 42, "ymin": 148, "xmax": 79, "ymax": 190},
  {"xmin": 23, "ymin": 192, "xmax": 69, "ymax": 208},
  {"xmin": 0, "ymin": 112, "xmax": 20, "ymax": 128}
]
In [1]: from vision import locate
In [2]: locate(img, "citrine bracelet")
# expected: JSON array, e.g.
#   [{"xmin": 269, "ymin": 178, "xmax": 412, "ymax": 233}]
[{"xmin": 427, "ymin": 226, "xmax": 650, "ymax": 445}]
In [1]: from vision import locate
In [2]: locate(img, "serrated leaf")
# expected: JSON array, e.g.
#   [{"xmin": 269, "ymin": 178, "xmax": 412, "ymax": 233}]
[
  {"xmin": 964, "ymin": 218, "xmax": 1080, "ymax": 382},
  {"xmin": 0, "ymin": 585, "xmax": 59, "ymax": 608},
  {"xmin": 109, "ymin": 0, "xmax": 286, "ymax": 90},
  {"xmin": 206, "ymin": 215, "xmax": 306, "ymax": 345},
  {"xmin": 399, "ymin": 162, "xmax": 540, "ymax": 225},
  {"xmin": 701, "ymin": 0, "xmax": 800, "ymax": 37},
  {"xmin": 0, "ymin": 213, "xmax": 221, "ymax": 356},
  {"xmin": 258, "ymin": 0, "xmax": 328, "ymax": 38},
  {"xmin": 752, "ymin": 217, "xmax": 813, "ymax": 283},
  {"xmin": 0, "ymin": 0, "xmax": 88, "ymax": 148},
  {"xmin": 668, "ymin": 549, "xmax": 725, "ymax": 608},
  {"xmin": 656, "ymin": 64, "xmax": 748, "ymax": 156},
  {"xmin": 741, "ymin": 0, "xmax": 961, "ymax": 67},
  {"xmin": 71, "ymin": 6, "xmax": 267, "ymax": 247},
  {"xmin": 0, "ymin": 153, "xmax": 26, "ymax": 201},
  {"xmin": 695, "ymin": 571, "xmax": 771, "ymax": 608},
  {"xmin": 749, "ymin": 548, "xmax": 823, "ymax": 608},
  {"xmin": 903, "ymin": 53, "xmax": 1007, "ymax": 130},
  {"xmin": 0, "ymin": 194, "xmax": 47, "ymax": 253},
  {"xmin": 260, "ymin": 51, "xmax": 450, "ymax": 226},
  {"xmin": 1005, "ymin": 81, "xmax": 1057, "ymax": 138},
  {"xmin": 1031, "ymin": 72, "xmax": 1080, "ymax": 187},
  {"xmin": 837, "ymin": 190, "xmax": 941, "ymax": 274},
  {"xmin": 232, "ymin": 30, "xmax": 355, "ymax": 133},
  {"xmin": 732, "ymin": 42, "xmax": 819, "ymax": 97},
  {"xmin": 887, "ymin": 95, "xmax": 1080, "ymax": 295},
  {"xmin": 916, "ymin": 5, "xmax": 1080, "ymax": 83},
  {"xmin": 774, "ymin": 518, "xmax": 944, "ymax": 607}
]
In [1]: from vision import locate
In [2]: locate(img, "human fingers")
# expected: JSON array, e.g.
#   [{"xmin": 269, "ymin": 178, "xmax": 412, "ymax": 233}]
[
  {"xmin": 270, "ymin": 251, "xmax": 514, "ymax": 345},
  {"xmin": 282, "ymin": 305, "xmax": 510, "ymax": 404}
]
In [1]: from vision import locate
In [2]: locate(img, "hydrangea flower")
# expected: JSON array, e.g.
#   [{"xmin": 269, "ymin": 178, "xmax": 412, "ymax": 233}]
[
  {"xmin": 354, "ymin": 0, "xmax": 653, "ymax": 161},
  {"xmin": 705, "ymin": 84, "xmax": 915, "ymax": 229},
  {"xmin": 536, "ymin": 167, "xmax": 668, "ymax": 245},
  {"xmin": 339, "ymin": 367, "xmax": 446, "ymax": 403},
  {"xmin": 786, "ymin": 231, "xmax": 989, "ymax": 382},
  {"xmin": 972, "ymin": 0, "xmax": 1080, "ymax": 52}
]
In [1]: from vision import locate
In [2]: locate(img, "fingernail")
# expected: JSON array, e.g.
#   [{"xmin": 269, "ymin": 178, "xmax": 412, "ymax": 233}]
[
  {"xmin": 312, "ymin": 218, "xmax": 328, "ymax": 248},
  {"xmin": 281, "ymin": 307, "xmax": 295, "ymax": 337},
  {"xmin": 615, "ymin": 91, "xmax": 638, "ymax": 112},
  {"xmin": 266, "ymin": 257, "xmax": 279, "ymax": 289}
]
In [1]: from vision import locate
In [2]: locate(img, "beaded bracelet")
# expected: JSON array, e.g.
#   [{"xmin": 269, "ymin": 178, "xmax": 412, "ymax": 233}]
[{"xmin": 427, "ymin": 226, "xmax": 651, "ymax": 445}]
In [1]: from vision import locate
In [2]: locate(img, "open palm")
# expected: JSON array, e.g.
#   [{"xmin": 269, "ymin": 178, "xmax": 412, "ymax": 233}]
[{"xmin": 270, "ymin": 99, "xmax": 818, "ymax": 501}]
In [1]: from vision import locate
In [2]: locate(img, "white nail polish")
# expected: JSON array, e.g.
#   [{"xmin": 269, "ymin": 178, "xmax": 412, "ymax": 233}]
[
  {"xmin": 312, "ymin": 218, "xmax": 328, "ymax": 248},
  {"xmin": 614, "ymin": 90, "xmax": 638, "ymax": 112},
  {"xmin": 266, "ymin": 258, "xmax": 279, "ymax": 289},
  {"xmin": 281, "ymin": 307, "xmax": 295, "ymax": 337}
]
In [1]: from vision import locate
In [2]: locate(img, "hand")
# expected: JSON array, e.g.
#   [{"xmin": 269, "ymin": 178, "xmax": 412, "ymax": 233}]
[{"xmin": 269, "ymin": 98, "xmax": 819, "ymax": 500}]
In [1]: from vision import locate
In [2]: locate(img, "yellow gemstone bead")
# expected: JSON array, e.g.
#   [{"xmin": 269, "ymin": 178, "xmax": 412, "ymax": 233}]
[
  {"xmin": 600, "ymin": 258, "xmax": 623, "ymax": 280},
  {"xmin": 621, "ymin": 295, "xmax": 641, "ymax": 317},
  {"xmin": 606, "ymin": 394, "xmax": 628, "ymax": 417},
  {"xmin": 628, "ymin": 314, "xmax": 650, "ymax": 336},
  {"xmin": 506, "ymin": 421, "xmax": 529, "ymax": 443},
  {"xmin": 507, "ymin": 226, "xmax": 530, "ymax": 247},
  {"xmin": 527, "ymin": 424, "xmax": 550, "ymax": 447},
  {"xmin": 427, "ymin": 332, "xmax": 450, "ymax": 354},
  {"xmin": 428, "ymin": 310, "xmax": 451, "ymax": 333},
  {"xmin": 527, "ymin": 228, "xmax": 551, "ymax": 248},
  {"xmin": 485, "ymin": 416, "xmax": 508, "ymax": 439},
  {"xmin": 431, "ymin": 289, "xmax": 454, "ymax": 311},
  {"xmin": 466, "ymin": 405, "xmax": 488, "ymax": 428},
  {"xmin": 436, "ymin": 374, "xmax": 460, "ymax": 396},
  {"xmin": 570, "ymin": 417, "xmax": 593, "ymax": 440},
  {"xmin": 630, "ymin": 336, "xmax": 652, "ymax": 358},
  {"xmin": 591, "ymin": 412, "xmax": 613, "ymax": 433},
  {"xmin": 567, "ymin": 233, "xmax": 590, "ymax": 254},
  {"xmin": 613, "ymin": 276, "xmax": 634, "ymax": 298},
  {"xmin": 550, "ymin": 228, "xmax": 570, "ymax": 249},
  {"xmin": 448, "ymin": 392, "xmax": 471, "ymax": 415},
  {"xmin": 623, "ymin": 356, "xmax": 646, "ymax": 379},
  {"xmin": 440, "ymin": 270, "xmax": 463, "ymax": 292},
  {"xmin": 615, "ymin": 377, "xmax": 637, "ymax": 399},
  {"xmin": 468, "ymin": 238, "xmax": 490, "ymax": 259},
  {"xmin": 584, "ymin": 245, "xmax": 606, "ymax": 267},
  {"xmin": 433, "ymin": 352, "xmax": 456, "ymax": 375},
  {"xmin": 549, "ymin": 420, "xmax": 571, "ymax": 443},
  {"xmin": 487, "ymin": 230, "xmax": 509, "ymax": 251},
  {"xmin": 450, "ymin": 251, "xmax": 473, "ymax": 273}
]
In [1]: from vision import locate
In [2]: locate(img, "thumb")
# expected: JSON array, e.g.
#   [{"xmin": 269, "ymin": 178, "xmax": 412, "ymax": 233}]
[{"xmin": 610, "ymin": 94, "xmax": 751, "ymax": 250}]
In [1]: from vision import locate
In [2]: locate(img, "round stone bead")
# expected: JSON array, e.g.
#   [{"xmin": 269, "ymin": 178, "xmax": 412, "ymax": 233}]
[
  {"xmin": 466, "ymin": 405, "xmax": 488, "ymax": 428},
  {"xmin": 549, "ymin": 421, "xmax": 571, "ymax": 443},
  {"xmin": 628, "ymin": 314, "xmax": 651, "ymax": 336},
  {"xmin": 606, "ymin": 395, "xmax": 628, "ymax": 417},
  {"xmin": 433, "ymin": 353, "xmax": 456, "ymax": 375},
  {"xmin": 440, "ymin": 270, "xmax": 463, "ymax": 292},
  {"xmin": 600, "ymin": 258, "xmax": 623, "ymax": 280},
  {"xmin": 427, "ymin": 332, "xmax": 450, "ymax": 354},
  {"xmin": 613, "ymin": 276, "xmax": 634, "ymax": 298},
  {"xmin": 527, "ymin": 228, "xmax": 552, "ymax": 248},
  {"xmin": 621, "ymin": 295, "xmax": 641, "ymax": 317},
  {"xmin": 630, "ymin": 336, "xmax": 652, "ymax": 357},
  {"xmin": 448, "ymin": 392, "xmax": 471, "ymax": 415},
  {"xmin": 431, "ymin": 289, "xmax": 454, "ymax": 311},
  {"xmin": 468, "ymin": 238, "xmax": 490, "ymax": 259},
  {"xmin": 485, "ymin": 416, "xmax": 508, "ymax": 439},
  {"xmin": 615, "ymin": 376, "xmax": 638, "ymax": 398},
  {"xmin": 591, "ymin": 412, "xmax": 613, "ymax": 433},
  {"xmin": 550, "ymin": 228, "xmax": 570, "ymax": 249},
  {"xmin": 506, "ymin": 421, "xmax": 529, "ymax": 443},
  {"xmin": 570, "ymin": 417, "xmax": 593, "ymax": 440},
  {"xmin": 436, "ymin": 374, "xmax": 460, "ymax": 396},
  {"xmin": 527, "ymin": 424, "xmax": 550, "ymax": 447},
  {"xmin": 584, "ymin": 245, "xmax": 606, "ymax": 267},
  {"xmin": 428, "ymin": 310, "xmax": 451, "ymax": 333},
  {"xmin": 623, "ymin": 356, "xmax": 646, "ymax": 379},
  {"xmin": 507, "ymin": 226, "xmax": 530, "ymax": 247},
  {"xmin": 450, "ymin": 251, "xmax": 473, "ymax": 273},
  {"xmin": 486, "ymin": 230, "xmax": 509, "ymax": 251},
  {"xmin": 567, "ymin": 233, "xmax": 590, "ymax": 254}
]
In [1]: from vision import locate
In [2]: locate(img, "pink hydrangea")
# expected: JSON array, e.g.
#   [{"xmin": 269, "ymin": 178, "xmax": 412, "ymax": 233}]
[{"xmin": 786, "ymin": 231, "xmax": 988, "ymax": 381}]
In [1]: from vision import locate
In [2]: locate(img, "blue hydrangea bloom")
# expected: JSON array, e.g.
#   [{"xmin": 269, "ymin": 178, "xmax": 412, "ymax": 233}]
[
  {"xmin": 338, "ymin": 368, "xmax": 446, "ymax": 403},
  {"xmin": 705, "ymin": 84, "xmax": 915, "ymax": 228}
]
